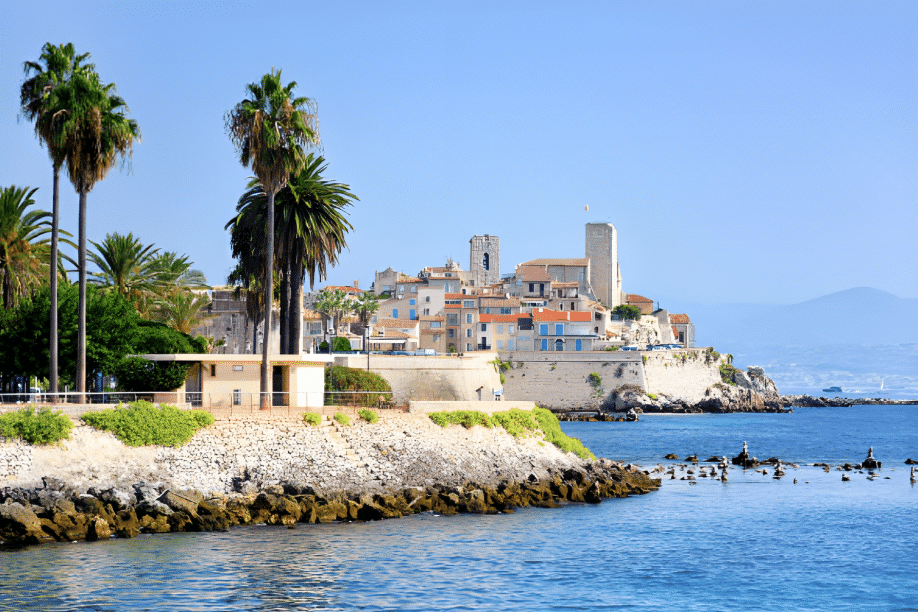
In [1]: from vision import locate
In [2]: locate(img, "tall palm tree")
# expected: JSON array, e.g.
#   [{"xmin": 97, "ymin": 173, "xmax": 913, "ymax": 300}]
[
  {"xmin": 227, "ymin": 154, "xmax": 355, "ymax": 354},
  {"xmin": 153, "ymin": 290, "xmax": 211, "ymax": 334},
  {"xmin": 314, "ymin": 288, "xmax": 349, "ymax": 356},
  {"xmin": 88, "ymin": 231, "xmax": 159, "ymax": 310},
  {"xmin": 20, "ymin": 42, "xmax": 94, "ymax": 395},
  {"xmin": 225, "ymin": 69, "xmax": 319, "ymax": 408},
  {"xmin": 54, "ymin": 69, "xmax": 140, "ymax": 397},
  {"xmin": 0, "ymin": 186, "xmax": 52, "ymax": 309}
]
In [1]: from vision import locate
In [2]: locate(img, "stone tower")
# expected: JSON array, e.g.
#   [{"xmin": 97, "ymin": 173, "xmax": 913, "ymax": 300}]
[
  {"xmin": 469, "ymin": 234, "xmax": 500, "ymax": 287},
  {"xmin": 585, "ymin": 223, "xmax": 622, "ymax": 307}
]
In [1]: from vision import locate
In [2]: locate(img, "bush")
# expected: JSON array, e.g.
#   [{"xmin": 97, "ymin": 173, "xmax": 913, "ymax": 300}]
[
  {"xmin": 325, "ymin": 365, "xmax": 392, "ymax": 407},
  {"xmin": 81, "ymin": 400, "xmax": 214, "ymax": 447},
  {"xmin": 333, "ymin": 411, "xmax": 350, "ymax": 425},
  {"xmin": 531, "ymin": 407, "xmax": 596, "ymax": 460},
  {"xmin": 303, "ymin": 412, "xmax": 321, "ymax": 426},
  {"xmin": 0, "ymin": 406, "xmax": 73, "ymax": 445},
  {"xmin": 113, "ymin": 356, "xmax": 191, "ymax": 392},
  {"xmin": 358, "ymin": 409, "xmax": 378, "ymax": 423},
  {"xmin": 491, "ymin": 409, "xmax": 539, "ymax": 437},
  {"xmin": 428, "ymin": 410, "xmax": 494, "ymax": 429},
  {"xmin": 719, "ymin": 363, "xmax": 741, "ymax": 385}
]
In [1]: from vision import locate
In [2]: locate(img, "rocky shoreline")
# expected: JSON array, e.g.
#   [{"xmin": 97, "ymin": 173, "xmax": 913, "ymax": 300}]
[{"xmin": 0, "ymin": 411, "xmax": 660, "ymax": 548}]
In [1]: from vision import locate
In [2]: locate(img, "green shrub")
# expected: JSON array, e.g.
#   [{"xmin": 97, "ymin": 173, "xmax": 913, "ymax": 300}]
[
  {"xmin": 81, "ymin": 400, "xmax": 213, "ymax": 447},
  {"xmin": 719, "ymin": 363, "xmax": 740, "ymax": 385},
  {"xmin": 605, "ymin": 345, "xmax": 620, "ymax": 351},
  {"xmin": 333, "ymin": 411, "xmax": 350, "ymax": 425},
  {"xmin": 358, "ymin": 408, "xmax": 378, "ymax": 423},
  {"xmin": 303, "ymin": 412, "xmax": 321, "ymax": 426},
  {"xmin": 647, "ymin": 393, "xmax": 658, "ymax": 400},
  {"xmin": 427, "ymin": 407, "xmax": 596, "ymax": 460},
  {"xmin": 0, "ymin": 406, "xmax": 73, "ymax": 445},
  {"xmin": 113, "ymin": 356, "xmax": 192, "ymax": 393},
  {"xmin": 325, "ymin": 365, "xmax": 392, "ymax": 407}
]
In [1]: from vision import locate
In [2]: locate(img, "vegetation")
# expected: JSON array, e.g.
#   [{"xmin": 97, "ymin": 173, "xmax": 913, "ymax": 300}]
[
  {"xmin": 333, "ymin": 411, "xmax": 350, "ymax": 425},
  {"xmin": 647, "ymin": 393, "xmax": 658, "ymax": 400},
  {"xmin": 427, "ymin": 406, "xmax": 595, "ymax": 460},
  {"xmin": 81, "ymin": 400, "xmax": 213, "ymax": 447},
  {"xmin": 612, "ymin": 305, "xmax": 641, "ymax": 321},
  {"xmin": 490, "ymin": 357, "xmax": 511, "ymax": 384},
  {"xmin": 352, "ymin": 292, "xmax": 378, "ymax": 333},
  {"xmin": 358, "ymin": 408, "xmax": 378, "ymax": 423},
  {"xmin": 302, "ymin": 411, "xmax": 321, "ymax": 426},
  {"xmin": 704, "ymin": 347, "xmax": 720, "ymax": 365},
  {"xmin": 225, "ymin": 69, "xmax": 320, "ymax": 406},
  {"xmin": 0, "ymin": 406, "xmax": 73, "ymax": 445},
  {"xmin": 324, "ymin": 365, "xmax": 392, "ymax": 406},
  {"xmin": 313, "ymin": 288, "xmax": 350, "ymax": 355},
  {"xmin": 719, "ymin": 363, "xmax": 741, "ymax": 386},
  {"xmin": 0, "ymin": 185, "xmax": 54, "ymax": 309},
  {"xmin": 605, "ymin": 345, "xmax": 620, "ymax": 351},
  {"xmin": 587, "ymin": 372, "xmax": 604, "ymax": 399}
]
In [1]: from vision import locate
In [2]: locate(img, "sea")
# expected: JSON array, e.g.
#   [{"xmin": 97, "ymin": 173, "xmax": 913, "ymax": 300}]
[{"xmin": 1, "ymin": 404, "xmax": 916, "ymax": 611}]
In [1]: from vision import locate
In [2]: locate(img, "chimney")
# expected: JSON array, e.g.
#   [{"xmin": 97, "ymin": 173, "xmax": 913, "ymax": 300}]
[{"xmin": 354, "ymin": 280, "xmax": 359, "ymax": 289}]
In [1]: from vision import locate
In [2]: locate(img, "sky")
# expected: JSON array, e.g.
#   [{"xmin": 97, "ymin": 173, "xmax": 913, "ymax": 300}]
[{"xmin": 2, "ymin": 1, "xmax": 916, "ymax": 310}]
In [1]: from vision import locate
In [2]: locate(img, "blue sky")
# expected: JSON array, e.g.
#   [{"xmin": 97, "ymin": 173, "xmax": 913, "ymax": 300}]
[{"xmin": 2, "ymin": 1, "xmax": 915, "ymax": 309}]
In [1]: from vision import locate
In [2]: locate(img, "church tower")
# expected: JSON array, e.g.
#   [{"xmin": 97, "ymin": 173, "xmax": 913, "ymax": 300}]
[
  {"xmin": 585, "ymin": 223, "xmax": 622, "ymax": 307},
  {"xmin": 469, "ymin": 235, "xmax": 500, "ymax": 287}
]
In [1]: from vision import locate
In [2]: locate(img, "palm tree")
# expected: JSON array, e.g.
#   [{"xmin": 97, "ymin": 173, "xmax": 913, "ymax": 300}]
[
  {"xmin": 225, "ymin": 69, "xmax": 319, "ymax": 408},
  {"xmin": 314, "ymin": 288, "xmax": 349, "ymax": 356},
  {"xmin": 153, "ymin": 290, "xmax": 211, "ymax": 334},
  {"xmin": 88, "ymin": 232, "xmax": 159, "ymax": 310},
  {"xmin": 20, "ymin": 42, "xmax": 94, "ymax": 395},
  {"xmin": 227, "ymin": 154, "xmax": 355, "ymax": 354},
  {"xmin": 54, "ymin": 69, "xmax": 140, "ymax": 397},
  {"xmin": 353, "ymin": 291, "xmax": 378, "ymax": 334},
  {"xmin": 0, "ymin": 186, "xmax": 52, "ymax": 309}
]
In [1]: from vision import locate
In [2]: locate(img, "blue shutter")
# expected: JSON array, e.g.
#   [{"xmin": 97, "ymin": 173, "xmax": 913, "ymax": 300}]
[
  {"xmin": 393, "ymin": 308, "xmax": 398, "ymax": 318},
  {"xmin": 541, "ymin": 339, "xmax": 548, "ymax": 351},
  {"xmin": 539, "ymin": 323, "xmax": 548, "ymax": 336},
  {"xmin": 575, "ymin": 339, "xmax": 582, "ymax": 351},
  {"xmin": 409, "ymin": 309, "xmax": 416, "ymax": 320},
  {"xmin": 555, "ymin": 323, "xmax": 564, "ymax": 335}
]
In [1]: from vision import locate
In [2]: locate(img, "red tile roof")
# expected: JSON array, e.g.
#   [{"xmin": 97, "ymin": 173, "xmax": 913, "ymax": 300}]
[
  {"xmin": 531, "ymin": 309, "xmax": 592, "ymax": 322},
  {"xmin": 518, "ymin": 266, "xmax": 550, "ymax": 282},
  {"xmin": 670, "ymin": 313, "xmax": 691, "ymax": 324},
  {"xmin": 522, "ymin": 258, "xmax": 589, "ymax": 267},
  {"xmin": 479, "ymin": 313, "xmax": 531, "ymax": 323},
  {"xmin": 322, "ymin": 285, "xmax": 364, "ymax": 294},
  {"xmin": 626, "ymin": 294, "xmax": 653, "ymax": 303}
]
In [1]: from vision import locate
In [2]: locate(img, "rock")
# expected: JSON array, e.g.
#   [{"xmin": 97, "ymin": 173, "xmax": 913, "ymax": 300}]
[
  {"xmin": 86, "ymin": 516, "xmax": 112, "ymax": 541},
  {"xmin": 158, "ymin": 489, "xmax": 204, "ymax": 515},
  {"xmin": 98, "ymin": 488, "xmax": 137, "ymax": 512},
  {"xmin": 0, "ymin": 503, "xmax": 54, "ymax": 545},
  {"xmin": 862, "ymin": 447, "xmax": 881, "ymax": 469},
  {"xmin": 905, "ymin": 458, "xmax": 917, "ymax": 465},
  {"xmin": 664, "ymin": 454, "xmax": 679, "ymax": 460}
]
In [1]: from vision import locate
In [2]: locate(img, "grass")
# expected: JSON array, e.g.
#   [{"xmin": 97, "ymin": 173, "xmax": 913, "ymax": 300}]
[
  {"xmin": 81, "ymin": 400, "xmax": 214, "ymax": 447},
  {"xmin": 0, "ymin": 406, "xmax": 73, "ymax": 445},
  {"xmin": 428, "ymin": 406, "xmax": 596, "ymax": 460}
]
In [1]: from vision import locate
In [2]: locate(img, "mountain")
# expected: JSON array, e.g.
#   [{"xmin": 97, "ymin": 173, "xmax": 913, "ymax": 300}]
[{"xmin": 676, "ymin": 288, "xmax": 918, "ymax": 398}]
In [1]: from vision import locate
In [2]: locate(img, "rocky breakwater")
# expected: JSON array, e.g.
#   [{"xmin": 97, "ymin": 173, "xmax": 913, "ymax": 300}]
[
  {"xmin": 0, "ymin": 412, "xmax": 659, "ymax": 547},
  {"xmin": 609, "ymin": 366, "xmax": 789, "ymax": 414}
]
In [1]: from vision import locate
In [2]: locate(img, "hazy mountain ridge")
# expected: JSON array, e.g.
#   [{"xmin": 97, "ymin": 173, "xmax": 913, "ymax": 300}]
[{"xmin": 678, "ymin": 288, "xmax": 918, "ymax": 398}]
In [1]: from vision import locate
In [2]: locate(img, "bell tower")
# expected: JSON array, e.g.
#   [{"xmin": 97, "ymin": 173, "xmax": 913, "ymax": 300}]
[{"xmin": 469, "ymin": 234, "xmax": 500, "ymax": 287}]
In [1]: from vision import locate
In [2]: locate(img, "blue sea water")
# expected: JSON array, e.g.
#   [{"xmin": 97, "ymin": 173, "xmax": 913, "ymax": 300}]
[{"xmin": 1, "ymin": 405, "xmax": 916, "ymax": 611}]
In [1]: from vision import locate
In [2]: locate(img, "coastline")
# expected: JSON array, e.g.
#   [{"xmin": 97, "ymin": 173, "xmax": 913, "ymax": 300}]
[{"xmin": 0, "ymin": 410, "xmax": 660, "ymax": 548}]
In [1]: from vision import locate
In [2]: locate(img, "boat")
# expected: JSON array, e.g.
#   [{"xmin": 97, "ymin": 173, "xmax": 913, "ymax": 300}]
[{"xmin": 822, "ymin": 386, "xmax": 842, "ymax": 393}]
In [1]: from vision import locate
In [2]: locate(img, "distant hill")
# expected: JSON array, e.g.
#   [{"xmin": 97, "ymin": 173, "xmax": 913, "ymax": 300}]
[{"xmin": 676, "ymin": 288, "xmax": 918, "ymax": 397}]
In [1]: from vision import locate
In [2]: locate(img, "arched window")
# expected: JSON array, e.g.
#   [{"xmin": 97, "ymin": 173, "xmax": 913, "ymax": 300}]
[
  {"xmin": 555, "ymin": 339, "xmax": 564, "ymax": 351},
  {"xmin": 483, "ymin": 252, "xmax": 490, "ymax": 270}
]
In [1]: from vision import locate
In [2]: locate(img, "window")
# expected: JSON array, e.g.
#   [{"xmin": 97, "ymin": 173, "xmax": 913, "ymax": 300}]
[
  {"xmin": 409, "ymin": 309, "xmax": 416, "ymax": 320},
  {"xmin": 423, "ymin": 308, "xmax": 430, "ymax": 316},
  {"xmin": 555, "ymin": 323, "xmax": 564, "ymax": 335},
  {"xmin": 466, "ymin": 313, "xmax": 472, "ymax": 324},
  {"xmin": 448, "ymin": 329, "xmax": 455, "ymax": 339},
  {"xmin": 555, "ymin": 339, "xmax": 564, "ymax": 351},
  {"xmin": 398, "ymin": 285, "xmax": 405, "ymax": 293},
  {"xmin": 447, "ymin": 313, "xmax": 458, "ymax": 325},
  {"xmin": 232, "ymin": 365, "xmax": 243, "ymax": 372},
  {"xmin": 481, "ymin": 323, "xmax": 487, "ymax": 332},
  {"xmin": 433, "ymin": 334, "xmax": 440, "ymax": 343},
  {"xmin": 483, "ymin": 252, "xmax": 490, "ymax": 270},
  {"xmin": 463, "ymin": 300, "xmax": 475, "ymax": 308},
  {"xmin": 497, "ymin": 325, "xmax": 504, "ymax": 334},
  {"xmin": 425, "ymin": 296, "xmax": 430, "ymax": 302},
  {"xmin": 559, "ymin": 303, "xmax": 563, "ymax": 311},
  {"xmin": 430, "ymin": 321, "xmax": 442, "ymax": 328},
  {"xmin": 210, "ymin": 364, "xmax": 216, "ymax": 376},
  {"xmin": 483, "ymin": 307, "xmax": 490, "ymax": 314},
  {"xmin": 508, "ymin": 339, "xmax": 515, "ymax": 350},
  {"xmin": 539, "ymin": 323, "xmax": 548, "ymax": 336},
  {"xmin": 466, "ymin": 329, "xmax": 472, "ymax": 338},
  {"xmin": 575, "ymin": 339, "xmax": 582, "ymax": 351},
  {"xmin": 393, "ymin": 308, "xmax": 399, "ymax": 318},
  {"xmin": 466, "ymin": 343, "xmax": 472, "ymax": 351},
  {"xmin": 571, "ymin": 302, "xmax": 575, "ymax": 310},
  {"xmin": 411, "ymin": 286, "xmax": 418, "ymax": 293},
  {"xmin": 541, "ymin": 339, "xmax": 548, "ymax": 351},
  {"xmin": 497, "ymin": 340, "xmax": 503, "ymax": 350},
  {"xmin": 444, "ymin": 283, "xmax": 451, "ymax": 292},
  {"xmin": 528, "ymin": 283, "xmax": 534, "ymax": 292},
  {"xmin": 500, "ymin": 307, "xmax": 511, "ymax": 315},
  {"xmin": 509, "ymin": 325, "xmax": 515, "ymax": 335},
  {"xmin": 409, "ymin": 299, "xmax": 416, "ymax": 306}
]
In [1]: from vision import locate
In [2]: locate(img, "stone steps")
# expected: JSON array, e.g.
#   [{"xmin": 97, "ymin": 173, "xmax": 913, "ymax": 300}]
[{"xmin": 323, "ymin": 416, "xmax": 360, "ymax": 464}]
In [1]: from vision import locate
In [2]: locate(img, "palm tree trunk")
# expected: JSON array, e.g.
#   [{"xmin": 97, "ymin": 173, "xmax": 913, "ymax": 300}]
[
  {"xmin": 290, "ymin": 254, "xmax": 304, "ymax": 355},
  {"xmin": 279, "ymin": 262, "xmax": 289, "ymax": 354},
  {"xmin": 49, "ymin": 165, "xmax": 60, "ymax": 397},
  {"xmin": 76, "ymin": 190, "xmax": 87, "ymax": 403},
  {"xmin": 260, "ymin": 190, "xmax": 275, "ymax": 410}
]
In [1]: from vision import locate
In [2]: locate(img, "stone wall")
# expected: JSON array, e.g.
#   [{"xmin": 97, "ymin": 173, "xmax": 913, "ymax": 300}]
[
  {"xmin": 641, "ymin": 349, "xmax": 724, "ymax": 403},
  {"xmin": 333, "ymin": 353, "xmax": 503, "ymax": 403},
  {"xmin": 500, "ymin": 351, "xmax": 646, "ymax": 410}
]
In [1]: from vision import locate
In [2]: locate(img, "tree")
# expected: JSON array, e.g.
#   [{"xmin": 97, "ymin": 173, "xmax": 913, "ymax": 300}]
[
  {"xmin": 0, "ymin": 186, "xmax": 53, "ymax": 309},
  {"xmin": 52, "ymin": 68, "xmax": 140, "ymax": 399},
  {"xmin": 88, "ymin": 231, "xmax": 159, "ymax": 309},
  {"xmin": 353, "ymin": 291, "xmax": 378, "ymax": 333},
  {"xmin": 112, "ymin": 320, "xmax": 206, "ymax": 392},
  {"xmin": 20, "ymin": 42, "xmax": 95, "ymax": 395},
  {"xmin": 227, "ymin": 154, "xmax": 355, "ymax": 354},
  {"xmin": 314, "ymin": 288, "xmax": 349, "ymax": 356},
  {"xmin": 612, "ymin": 304, "xmax": 642, "ymax": 321},
  {"xmin": 153, "ymin": 290, "xmax": 211, "ymax": 334},
  {"xmin": 225, "ymin": 69, "xmax": 320, "ymax": 407}
]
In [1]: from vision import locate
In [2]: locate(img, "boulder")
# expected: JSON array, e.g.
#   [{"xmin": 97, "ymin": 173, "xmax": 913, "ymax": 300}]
[
  {"xmin": 0, "ymin": 503, "xmax": 54, "ymax": 545},
  {"xmin": 158, "ymin": 489, "xmax": 204, "ymax": 515}
]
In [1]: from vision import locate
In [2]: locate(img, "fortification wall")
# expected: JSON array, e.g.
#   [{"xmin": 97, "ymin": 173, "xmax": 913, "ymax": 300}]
[
  {"xmin": 333, "ymin": 353, "xmax": 502, "ymax": 403},
  {"xmin": 500, "ymin": 351, "xmax": 646, "ymax": 410},
  {"xmin": 641, "ymin": 349, "xmax": 723, "ymax": 402}
]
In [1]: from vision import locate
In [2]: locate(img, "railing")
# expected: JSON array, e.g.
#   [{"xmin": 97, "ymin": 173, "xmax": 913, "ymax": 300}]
[{"xmin": 323, "ymin": 390, "xmax": 395, "ymax": 409}]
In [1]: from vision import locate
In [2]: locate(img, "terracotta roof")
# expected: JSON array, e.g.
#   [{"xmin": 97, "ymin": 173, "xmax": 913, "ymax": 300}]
[
  {"xmin": 420, "ymin": 329, "xmax": 445, "ymax": 335},
  {"xmin": 479, "ymin": 297, "xmax": 521, "ymax": 307},
  {"xmin": 531, "ymin": 309, "xmax": 592, "ymax": 322},
  {"xmin": 322, "ymin": 285, "xmax": 364, "ymax": 294},
  {"xmin": 670, "ymin": 313, "xmax": 691, "ymax": 324},
  {"xmin": 672, "ymin": 326, "xmax": 680, "ymax": 337},
  {"xmin": 522, "ymin": 258, "xmax": 589, "ymax": 267},
  {"xmin": 445, "ymin": 293, "xmax": 466, "ymax": 299},
  {"xmin": 373, "ymin": 318, "xmax": 417, "ymax": 329},
  {"xmin": 445, "ymin": 304, "xmax": 461, "ymax": 309},
  {"xmin": 480, "ymin": 314, "xmax": 531, "ymax": 323},
  {"xmin": 553, "ymin": 281, "xmax": 579, "ymax": 288},
  {"xmin": 626, "ymin": 294, "xmax": 653, "ymax": 303},
  {"xmin": 420, "ymin": 315, "xmax": 445, "ymax": 321}
]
